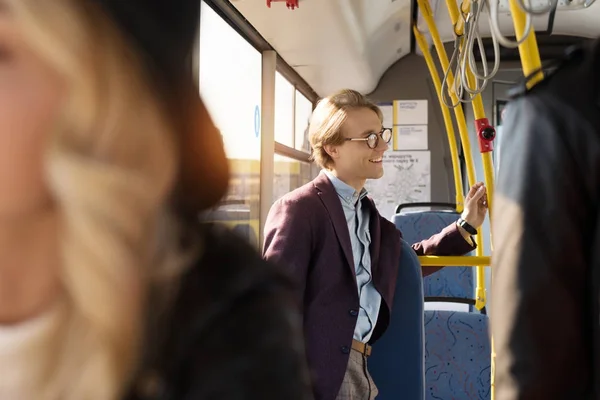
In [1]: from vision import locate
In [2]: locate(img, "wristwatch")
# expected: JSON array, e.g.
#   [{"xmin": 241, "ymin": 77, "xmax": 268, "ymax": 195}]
[{"xmin": 457, "ymin": 217, "xmax": 477, "ymax": 235}]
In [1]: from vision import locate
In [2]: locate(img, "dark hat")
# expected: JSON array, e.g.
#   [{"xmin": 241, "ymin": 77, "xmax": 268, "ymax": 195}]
[{"xmin": 95, "ymin": 1, "xmax": 230, "ymax": 213}]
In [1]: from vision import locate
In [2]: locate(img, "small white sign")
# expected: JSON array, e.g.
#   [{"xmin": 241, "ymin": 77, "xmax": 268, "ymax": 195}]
[
  {"xmin": 395, "ymin": 125, "xmax": 428, "ymax": 150},
  {"xmin": 395, "ymin": 100, "xmax": 428, "ymax": 125}
]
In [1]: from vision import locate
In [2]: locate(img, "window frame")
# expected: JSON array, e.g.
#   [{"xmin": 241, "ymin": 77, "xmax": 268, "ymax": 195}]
[{"xmin": 197, "ymin": 0, "xmax": 319, "ymax": 249}]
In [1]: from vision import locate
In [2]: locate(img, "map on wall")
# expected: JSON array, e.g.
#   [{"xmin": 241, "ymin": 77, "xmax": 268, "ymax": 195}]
[{"xmin": 364, "ymin": 151, "xmax": 431, "ymax": 221}]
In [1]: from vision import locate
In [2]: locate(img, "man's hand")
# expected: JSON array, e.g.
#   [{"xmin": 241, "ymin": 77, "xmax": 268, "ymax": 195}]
[{"xmin": 461, "ymin": 182, "xmax": 488, "ymax": 230}]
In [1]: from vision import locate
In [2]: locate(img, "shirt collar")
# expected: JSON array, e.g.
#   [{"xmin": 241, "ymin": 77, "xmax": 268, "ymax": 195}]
[{"xmin": 322, "ymin": 169, "xmax": 368, "ymax": 204}]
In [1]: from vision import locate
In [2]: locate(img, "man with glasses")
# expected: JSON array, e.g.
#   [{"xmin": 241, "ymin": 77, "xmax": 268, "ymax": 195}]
[{"xmin": 263, "ymin": 89, "xmax": 488, "ymax": 400}]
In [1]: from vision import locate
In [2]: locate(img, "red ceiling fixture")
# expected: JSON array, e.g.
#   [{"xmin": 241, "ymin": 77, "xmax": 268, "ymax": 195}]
[{"xmin": 266, "ymin": 0, "xmax": 299, "ymax": 10}]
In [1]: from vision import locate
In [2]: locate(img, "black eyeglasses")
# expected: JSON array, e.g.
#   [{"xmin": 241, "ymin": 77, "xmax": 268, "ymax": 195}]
[{"xmin": 345, "ymin": 128, "xmax": 392, "ymax": 149}]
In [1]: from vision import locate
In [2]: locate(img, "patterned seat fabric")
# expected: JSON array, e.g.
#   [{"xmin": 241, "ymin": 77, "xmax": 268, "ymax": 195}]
[
  {"xmin": 392, "ymin": 211, "xmax": 474, "ymax": 300},
  {"xmin": 424, "ymin": 310, "xmax": 491, "ymax": 400},
  {"xmin": 393, "ymin": 208, "xmax": 490, "ymax": 400}
]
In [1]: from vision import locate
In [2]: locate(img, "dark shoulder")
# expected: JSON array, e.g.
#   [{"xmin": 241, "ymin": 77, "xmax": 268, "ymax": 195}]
[
  {"xmin": 176, "ymin": 223, "xmax": 297, "ymax": 314},
  {"xmin": 379, "ymin": 214, "xmax": 400, "ymax": 236},
  {"xmin": 274, "ymin": 179, "xmax": 321, "ymax": 209},
  {"xmin": 145, "ymin": 223, "xmax": 311, "ymax": 400},
  {"xmin": 509, "ymin": 39, "xmax": 600, "ymax": 124}
]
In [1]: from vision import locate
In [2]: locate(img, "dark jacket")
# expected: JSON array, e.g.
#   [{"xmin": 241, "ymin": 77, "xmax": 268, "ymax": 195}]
[
  {"xmin": 491, "ymin": 38, "xmax": 600, "ymax": 399},
  {"xmin": 126, "ymin": 223, "xmax": 314, "ymax": 400},
  {"xmin": 263, "ymin": 172, "xmax": 476, "ymax": 400}
]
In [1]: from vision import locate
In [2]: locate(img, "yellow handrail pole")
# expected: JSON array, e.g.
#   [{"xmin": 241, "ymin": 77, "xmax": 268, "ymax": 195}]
[
  {"xmin": 464, "ymin": 66, "xmax": 494, "ymax": 310},
  {"xmin": 418, "ymin": 255, "xmax": 490, "ymax": 267},
  {"xmin": 442, "ymin": 0, "xmax": 496, "ymax": 216},
  {"xmin": 416, "ymin": 0, "xmax": 475, "ymax": 188},
  {"xmin": 417, "ymin": 0, "xmax": 486, "ymax": 310},
  {"xmin": 444, "ymin": 4, "xmax": 495, "ymax": 390},
  {"xmin": 509, "ymin": 0, "xmax": 544, "ymax": 87},
  {"xmin": 413, "ymin": 27, "xmax": 464, "ymax": 210},
  {"xmin": 418, "ymin": 5, "xmax": 492, "ymax": 392},
  {"xmin": 444, "ymin": 0, "xmax": 496, "ymax": 220},
  {"xmin": 453, "ymin": 0, "xmax": 472, "ymax": 37},
  {"xmin": 437, "ymin": 0, "xmax": 492, "ymax": 310}
]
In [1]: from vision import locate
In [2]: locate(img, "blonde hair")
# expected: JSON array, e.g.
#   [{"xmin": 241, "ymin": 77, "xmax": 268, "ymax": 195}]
[
  {"xmin": 308, "ymin": 89, "xmax": 382, "ymax": 169},
  {"xmin": 9, "ymin": 1, "xmax": 191, "ymax": 399}
]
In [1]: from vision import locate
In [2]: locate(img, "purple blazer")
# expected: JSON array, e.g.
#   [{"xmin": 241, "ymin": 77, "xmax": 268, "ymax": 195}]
[{"xmin": 263, "ymin": 172, "xmax": 475, "ymax": 400}]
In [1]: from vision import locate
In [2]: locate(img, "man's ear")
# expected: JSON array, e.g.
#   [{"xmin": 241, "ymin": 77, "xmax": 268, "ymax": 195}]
[{"xmin": 324, "ymin": 144, "xmax": 340, "ymax": 160}]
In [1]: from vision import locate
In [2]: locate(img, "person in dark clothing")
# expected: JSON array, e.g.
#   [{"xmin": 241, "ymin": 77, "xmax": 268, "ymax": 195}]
[
  {"xmin": 491, "ymin": 37, "xmax": 600, "ymax": 399},
  {"xmin": 128, "ymin": 223, "xmax": 312, "ymax": 400},
  {"xmin": 0, "ymin": 1, "xmax": 312, "ymax": 399}
]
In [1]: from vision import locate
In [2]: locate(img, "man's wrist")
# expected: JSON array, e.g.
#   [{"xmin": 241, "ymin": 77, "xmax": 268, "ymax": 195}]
[{"xmin": 457, "ymin": 217, "xmax": 477, "ymax": 235}]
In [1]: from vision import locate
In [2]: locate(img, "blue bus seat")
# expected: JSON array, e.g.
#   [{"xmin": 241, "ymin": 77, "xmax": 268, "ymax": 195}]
[
  {"xmin": 369, "ymin": 238, "xmax": 425, "ymax": 400},
  {"xmin": 392, "ymin": 210, "xmax": 474, "ymax": 300},
  {"xmin": 424, "ymin": 310, "xmax": 491, "ymax": 400},
  {"xmin": 392, "ymin": 204, "xmax": 491, "ymax": 399}
]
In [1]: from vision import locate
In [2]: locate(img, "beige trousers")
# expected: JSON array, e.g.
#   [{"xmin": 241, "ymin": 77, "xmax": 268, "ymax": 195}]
[{"xmin": 335, "ymin": 348, "xmax": 379, "ymax": 400}]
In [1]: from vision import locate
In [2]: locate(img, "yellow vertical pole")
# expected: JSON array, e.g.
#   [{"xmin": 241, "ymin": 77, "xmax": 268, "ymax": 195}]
[
  {"xmin": 443, "ymin": 0, "xmax": 495, "ymax": 220},
  {"xmin": 416, "ymin": 0, "xmax": 476, "ymax": 198},
  {"xmin": 421, "ymin": 0, "xmax": 497, "ymax": 396},
  {"xmin": 392, "ymin": 101, "xmax": 399, "ymax": 150},
  {"xmin": 509, "ymin": 0, "xmax": 544, "ymax": 87},
  {"xmin": 416, "ymin": 0, "xmax": 486, "ymax": 310},
  {"xmin": 413, "ymin": 28, "xmax": 464, "ymax": 209}
]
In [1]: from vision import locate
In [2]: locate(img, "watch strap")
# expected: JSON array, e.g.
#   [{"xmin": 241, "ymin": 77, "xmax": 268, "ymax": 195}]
[{"xmin": 457, "ymin": 218, "xmax": 477, "ymax": 235}]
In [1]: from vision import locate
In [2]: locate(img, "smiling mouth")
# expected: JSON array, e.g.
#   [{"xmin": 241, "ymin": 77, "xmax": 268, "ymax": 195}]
[{"xmin": 369, "ymin": 157, "xmax": 382, "ymax": 163}]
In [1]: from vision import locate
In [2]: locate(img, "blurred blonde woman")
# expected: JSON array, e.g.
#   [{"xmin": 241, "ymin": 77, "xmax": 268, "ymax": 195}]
[{"xmin": 0, "ymin": 1, "xmax": 312, "ymax": 399}]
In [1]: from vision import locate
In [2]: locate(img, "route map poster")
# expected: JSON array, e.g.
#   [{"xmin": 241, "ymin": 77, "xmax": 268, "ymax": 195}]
[{"xmin": 364, "ymin": 151, "xmax": 431, "ymax": 221}]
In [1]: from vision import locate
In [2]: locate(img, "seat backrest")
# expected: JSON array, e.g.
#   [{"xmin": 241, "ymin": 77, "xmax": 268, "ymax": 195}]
[
  {"xmin": 424, "ymin": 310, "xmax": 491, "ymax": 400},
  {"xmin": 392, "ymin": 211, "xmax": 474, "ymax": 300},
  {"xmin": 369, "ymin": 238, "xmax": 425, "ymax": 400}
]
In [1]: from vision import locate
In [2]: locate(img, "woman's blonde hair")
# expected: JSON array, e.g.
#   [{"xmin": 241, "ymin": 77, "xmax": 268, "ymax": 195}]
[
  {"xmin": 9, "ymin": 1, "xmax": 191, "ymax": 398},
  {"xmin": 308, "ymin": 89, "xmax": 382, "ymax": 169}
]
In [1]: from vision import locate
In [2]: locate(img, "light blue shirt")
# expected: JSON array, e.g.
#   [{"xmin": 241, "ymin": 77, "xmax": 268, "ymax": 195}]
[{"xmin": 322, "ymin": 170, "xmax": 382, "ymax": 343}]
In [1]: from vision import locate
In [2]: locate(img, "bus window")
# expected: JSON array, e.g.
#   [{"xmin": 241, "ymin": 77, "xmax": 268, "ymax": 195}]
[{"xmin": 198, "ymin": 2, "xmax": 261, "ymax": 247}]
